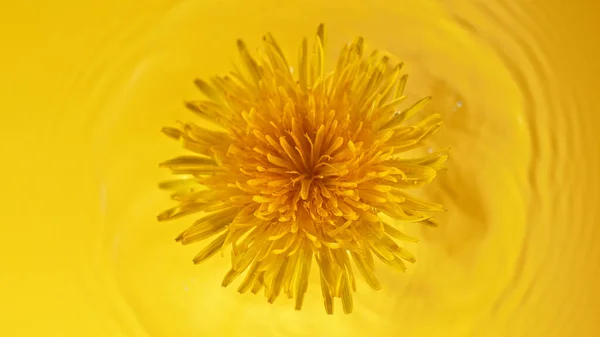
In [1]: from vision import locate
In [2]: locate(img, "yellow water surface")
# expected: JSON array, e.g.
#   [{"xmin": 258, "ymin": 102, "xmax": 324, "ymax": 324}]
[{"xmin": 1, "ymin": 0, "xmax": 599, "ymax": 336}]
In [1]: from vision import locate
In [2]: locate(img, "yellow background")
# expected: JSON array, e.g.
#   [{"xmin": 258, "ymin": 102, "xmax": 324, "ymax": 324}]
[{"xmin": 1, "ymin": 0, "xmax": 598, "ymax": 336}]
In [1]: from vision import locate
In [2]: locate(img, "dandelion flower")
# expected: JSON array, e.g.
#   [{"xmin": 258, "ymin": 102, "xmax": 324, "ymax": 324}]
[{"xmin": 158, "ymin": 24, "xmax": 447, "ymax": 314}]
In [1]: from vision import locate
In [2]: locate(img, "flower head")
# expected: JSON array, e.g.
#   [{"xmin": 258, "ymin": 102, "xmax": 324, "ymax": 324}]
[{"xmin": 158, "ymin": 24, "xmax": 447, "ymax": 314}]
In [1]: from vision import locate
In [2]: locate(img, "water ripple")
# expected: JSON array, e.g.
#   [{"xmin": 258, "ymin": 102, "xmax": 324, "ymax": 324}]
[{"xmin": 78, "ymin": 1, "xmax": 599, "ymax": 336}]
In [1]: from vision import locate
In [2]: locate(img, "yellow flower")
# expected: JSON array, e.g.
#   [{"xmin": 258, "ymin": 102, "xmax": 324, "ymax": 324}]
[{"xmin": 157, "ymin": 24, "xmax": 447, "ymax": 314}]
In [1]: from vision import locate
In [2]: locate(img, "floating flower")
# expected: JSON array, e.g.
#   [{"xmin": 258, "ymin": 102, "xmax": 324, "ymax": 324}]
[{"xmin": 158, "ymin": 24, "xmax": 447, "ymax": 314}]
